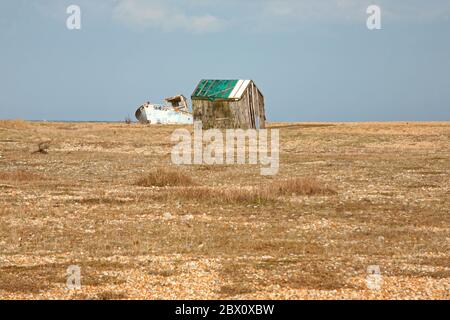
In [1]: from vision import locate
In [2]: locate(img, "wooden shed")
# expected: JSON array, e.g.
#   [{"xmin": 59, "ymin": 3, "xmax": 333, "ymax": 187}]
[{"xmin": 191, "ymin": 79, "xmax": 266, "ymax": 129}]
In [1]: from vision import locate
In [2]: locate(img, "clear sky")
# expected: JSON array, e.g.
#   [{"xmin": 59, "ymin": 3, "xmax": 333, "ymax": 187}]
[{"xmin": 1, "ymin": 0, "xmax": 449, "ymax": 122}]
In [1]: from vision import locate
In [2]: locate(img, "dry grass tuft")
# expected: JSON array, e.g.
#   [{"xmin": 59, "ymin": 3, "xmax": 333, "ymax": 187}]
[
  {"xmin": 0, "ymin": 119, "xmax": 29, "ymax": 129},
  {"xmin": 267, "ymin": 177, "xmax": 337, "ymax": 196},
  {"xmin": 173, "ymin": 186, "xmax": 272, "ymax": 205},
  {"xmin": 135, "ymin": 168, "xmax": 195, "ymax": 187},
  {"xmin": 218, "ymin": 284, "xmax": 255, "ymax": 296},
  {"xmin": 0, "ymin": 263, "xmax": 69, "ymax": 293},
  {"xmin": 0, "ymin": 170, "xmax": 43, "ymax": 182},
  {"xmin": 167, "ymin": 177, "xmax": 335, "ymax": 204},
  {"xmin": 95, "ymin": 291, "xmax": 128, "ymax": 300},
  {"xmin": 145, "ymin": 176, "xmax": 335, "ymax": 205}
]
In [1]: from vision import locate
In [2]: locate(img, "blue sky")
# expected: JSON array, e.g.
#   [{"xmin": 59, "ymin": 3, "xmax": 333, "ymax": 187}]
[{"xmin": 1, "ymin": 0, "xmax": 449, "ymax": 121}]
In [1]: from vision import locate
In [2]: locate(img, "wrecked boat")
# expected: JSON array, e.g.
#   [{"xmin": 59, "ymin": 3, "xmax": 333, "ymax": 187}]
[{"xmin": 135, "ymin": 95, "xmax": 193, "ymax": 124}]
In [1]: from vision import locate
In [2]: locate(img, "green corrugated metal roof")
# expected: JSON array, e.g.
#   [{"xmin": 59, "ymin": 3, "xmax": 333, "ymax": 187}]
[{"xmin": 192, "ymin": 79, "xmax": 240, "ymax": 101}]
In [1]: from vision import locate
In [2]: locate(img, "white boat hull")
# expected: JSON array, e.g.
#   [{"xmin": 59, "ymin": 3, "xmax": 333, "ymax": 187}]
[{"xmin": 135, "ymin": 105, "xmax": 193, "ymax": 124}]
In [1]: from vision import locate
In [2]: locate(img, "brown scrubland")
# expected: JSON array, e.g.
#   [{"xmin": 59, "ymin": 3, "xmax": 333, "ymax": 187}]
[{"xmin": 0, "ymin": 120, "xmax": 449, "ymax": 299}]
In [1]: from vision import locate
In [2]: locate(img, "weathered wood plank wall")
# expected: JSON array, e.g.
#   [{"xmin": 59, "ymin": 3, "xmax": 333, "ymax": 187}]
[{"xmin": 192, "ymin": 81, "xmax": 265, "ymax": 129}]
